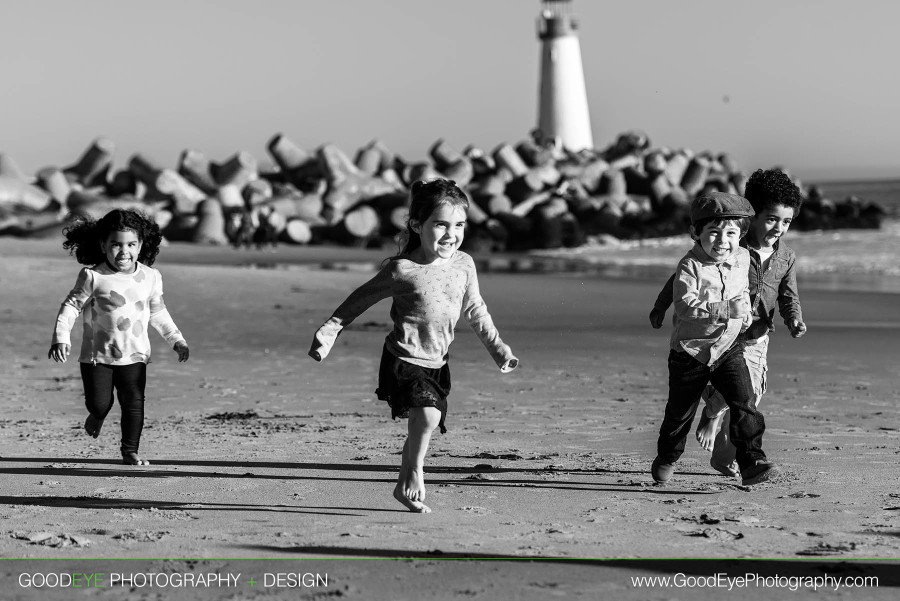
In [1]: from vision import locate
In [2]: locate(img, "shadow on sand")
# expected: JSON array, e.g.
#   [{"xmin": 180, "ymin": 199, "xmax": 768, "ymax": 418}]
[
  {"xmin": 233, "ymin": 544, "xmax": 900, "ymax": 583},
  {"xmin": 0, "ymin": 457, "xmax": 732, "ymax": 495},
  {"xmin": 0, "ymin": 495, "xmax": 406, "ymax": 516}
]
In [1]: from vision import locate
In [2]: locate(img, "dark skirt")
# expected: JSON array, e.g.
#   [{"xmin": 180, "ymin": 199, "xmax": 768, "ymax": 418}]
[{"xmin": 375, "ymin": 345, "xmax": 450, "ymax": 434}]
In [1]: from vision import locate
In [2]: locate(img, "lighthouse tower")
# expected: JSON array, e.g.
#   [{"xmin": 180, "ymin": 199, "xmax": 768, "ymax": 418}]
[{"xmin": 536, "ymin": 0, "xmax": 594, "ymax": 150}]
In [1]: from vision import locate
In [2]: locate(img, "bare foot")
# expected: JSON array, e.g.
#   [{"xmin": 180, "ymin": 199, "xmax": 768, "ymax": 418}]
[
  {"xmin": 122, "ymin": 452, "xmax": 150, "ymax": 466},
  {"xmin": 406, "ymin": 466, "xmax": 428, "ymax": 500},
  {"xmin": 84, "ymin": 415, "xmax": 102, "ymax": 438},
  {"xmin": 695, "ymin": 409, "xmax": 724, "ymax": 452},
  {"xmin": 392, "ymin": 484, "xmax": 431, "ymax": 513},
  {"xmin": 710, "ymin": 458, "xmax": 740, "ymax": 478}
]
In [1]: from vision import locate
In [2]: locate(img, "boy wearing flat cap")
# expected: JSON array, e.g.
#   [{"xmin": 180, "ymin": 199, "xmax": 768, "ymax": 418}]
[{"xmin": 651, "ymin": 191, "xmax": 780, "ymax": 486}]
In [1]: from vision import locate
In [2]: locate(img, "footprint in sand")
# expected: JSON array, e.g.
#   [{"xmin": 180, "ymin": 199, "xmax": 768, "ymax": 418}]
[{"xmin": 796, "ymin": 541, "xmax": 861, "ymax": 556}]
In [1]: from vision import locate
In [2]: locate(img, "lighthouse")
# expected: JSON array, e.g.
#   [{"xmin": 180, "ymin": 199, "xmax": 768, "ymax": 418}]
[{"xmin": 536, "ymin": 0, "xmax": 594, "ymax": 151}]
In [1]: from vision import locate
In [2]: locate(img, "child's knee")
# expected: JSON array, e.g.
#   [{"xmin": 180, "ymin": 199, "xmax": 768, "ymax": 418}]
[{"xmin": 409, "ymin": 407, "xmax": 441, "ymax": 431}]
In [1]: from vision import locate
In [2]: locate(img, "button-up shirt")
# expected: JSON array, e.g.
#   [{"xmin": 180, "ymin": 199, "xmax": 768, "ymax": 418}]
[{"xmin": 668, "ymin": 244, "xmax": 752, "ymax": 366}]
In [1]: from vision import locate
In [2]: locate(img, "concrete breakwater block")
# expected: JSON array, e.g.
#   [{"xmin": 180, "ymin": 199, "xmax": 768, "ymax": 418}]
[
  {"xmin": 0, "ymin": 175, "xmax": 53, "ymax": 212},
  {"xmin": 1, "ymin": 128, "xmax": 886, "ymax": 250},
  {"xmin": 318, "ymin": 144, "xmax": 395, "ymax": 222},
  {"xmin": 212, "ymin": 151, "xmax": 258, "ymax": 189},
  {"xmin": 178, "ymin": 149, "xmax": 219, "ymax": 194},
  {"xmin": 35, "ymin": 167, "xmax": 72, "ymax": 205},
  {"xmin": 193, "ymin": 198, "xmax": 228, "ymax": 245},
  {"xmin": 66, "ymin": 190, "xmax": 153, "ymax": 221},
  {"xmin": 155, "ymin": 169, "xmax": 206, "ymax": 214},
  {"xmin": 281, "ymin": 217, "xmax": 312, "ymax": 244},
  {"xmin": 0, "ymin": 153, "xmax": 28, "ymax": 180},
  {"xmin": 64, "ymin": 137, "xmax": 115, "ymax": 187}
]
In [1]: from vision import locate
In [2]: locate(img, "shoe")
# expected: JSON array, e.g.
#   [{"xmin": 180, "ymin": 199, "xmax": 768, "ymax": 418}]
[
  {"xmin": 651, "ymin": 457, "xmax": 676, "ymax": 483},
  {"xmin": 122, "ymin": 452, "xmax": 150, "ymax": 466},
  {"xmin": 741, "ymin": 459, "xmax": 780, "ymax": 485},
  {"xmin": 710, "ymin": 458, "xmax": 740, "ymax": 478},
  {"xmin": 84, "ymin": 415, "xmax": 103, "ymax": 438}
]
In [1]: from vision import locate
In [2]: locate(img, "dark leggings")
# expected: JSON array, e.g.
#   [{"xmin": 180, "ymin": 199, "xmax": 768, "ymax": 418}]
[{"xmin": 80, "ymin": 362, "xmax": 147, "ymax": 455}]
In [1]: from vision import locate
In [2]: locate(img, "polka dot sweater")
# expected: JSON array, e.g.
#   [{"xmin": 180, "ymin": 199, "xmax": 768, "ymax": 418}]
[
  {"xmin": 52, "ymin": 263, "xmax": 185, "ymax": 365},
  {"xmin": 311, "ymin": 251, "xmax": 516, "ymax": 371}
]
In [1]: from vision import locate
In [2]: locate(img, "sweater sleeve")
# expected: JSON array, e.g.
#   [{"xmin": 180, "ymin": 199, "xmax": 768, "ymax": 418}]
[
  {"xmin": 148, "ymin": 270, "xmax": 186, "ymax": 347},
  {"xmin": 53, "ymin": 268, "xmax": 93, "ymax": 346},
  {"xmin": 461, "ymin": 259, "xmax": 517, "ymax": 372},
  {"xmin": 309, "ymin": 265, "xmax": 394, "ymax": 361}
]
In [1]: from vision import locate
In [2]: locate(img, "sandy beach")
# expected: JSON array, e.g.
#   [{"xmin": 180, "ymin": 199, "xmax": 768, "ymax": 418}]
[{"xmin": 1, "ymin": 233, "xmax": 898, "ymax": 599}]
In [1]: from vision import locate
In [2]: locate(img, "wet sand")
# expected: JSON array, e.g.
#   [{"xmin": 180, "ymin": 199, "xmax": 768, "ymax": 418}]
[{"xmin": 1, "ymin": 237, "xmax": 898, "ymax": 599}]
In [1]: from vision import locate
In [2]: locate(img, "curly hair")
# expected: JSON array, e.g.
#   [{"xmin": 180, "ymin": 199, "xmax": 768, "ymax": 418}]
[
  {"xmin": 743, "ymin": 169, "xmax": 804, "ymax": 215},
  {"xmin": 62, "ymin": 209, "xmax": 163, "ymax": 266}
]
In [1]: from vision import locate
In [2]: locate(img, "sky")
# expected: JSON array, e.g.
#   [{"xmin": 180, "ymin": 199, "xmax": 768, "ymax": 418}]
[{"xmin": 1, "ymin": 0, "xmax": 898, "ymax": 181}]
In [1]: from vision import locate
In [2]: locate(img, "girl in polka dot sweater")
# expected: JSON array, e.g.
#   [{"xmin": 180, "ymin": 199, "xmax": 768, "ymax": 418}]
[
  {"xmin": 49, "ymin": 209, "xmax": 189, "ymax": 466},
  {"xmin": 310, "ymin": 179, "xmax": 518, "ymax": 513}
]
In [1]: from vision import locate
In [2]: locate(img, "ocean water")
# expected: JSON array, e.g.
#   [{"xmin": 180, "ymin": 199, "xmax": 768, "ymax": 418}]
[
  {"xmin": 807, "ymin": 178, "xmax": 900, "ymax": 214},
  {"xmin": 531, "ymin": 218, "xmax": 900, "ymax": 294}
]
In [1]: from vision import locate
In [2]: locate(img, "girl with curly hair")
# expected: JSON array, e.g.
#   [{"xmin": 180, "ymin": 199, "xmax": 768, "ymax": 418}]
[{"xmin": 48, "ymin": 209, "xmax": 190, "ymax": 465}]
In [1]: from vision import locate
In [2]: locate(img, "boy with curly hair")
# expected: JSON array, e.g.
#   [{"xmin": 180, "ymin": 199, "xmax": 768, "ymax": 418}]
[{"xmin": 650, "ymin": 169, "xmax": 805, "ymax": 479}]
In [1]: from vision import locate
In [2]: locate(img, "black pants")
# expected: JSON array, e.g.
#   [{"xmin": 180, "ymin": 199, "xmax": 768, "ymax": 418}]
[
  {"xmin": 80, "ymin": 362, "xmax": 147, "ymax": 454},
  {"xmin": 657, "ymin": 344, "xmax": 766, "ymax": 471}
]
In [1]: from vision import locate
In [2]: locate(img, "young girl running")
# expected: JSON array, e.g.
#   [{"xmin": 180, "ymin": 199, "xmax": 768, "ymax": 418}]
[
  {"xmin": 309, "ymin": 179, "xmax": 518, "ymax": 513},
  {"xmin": 48, "ymin": 209, "xmax": 190, "ymax": 466}
]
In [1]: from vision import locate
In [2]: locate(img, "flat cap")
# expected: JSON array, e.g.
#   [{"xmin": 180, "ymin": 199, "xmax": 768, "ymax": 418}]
[{"xmin": 690, "ymin": 191, "xmax": 754, "ymax": 224}]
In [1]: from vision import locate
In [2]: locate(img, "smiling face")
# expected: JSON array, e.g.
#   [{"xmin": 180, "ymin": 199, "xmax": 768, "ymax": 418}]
[
  {"xmin": 101, "ymin": 228, "xmax": 142, "ymax": 273},
  {"xmin": 693, "ymin": 219, "xmax": 742, "ymax": 263},
  {"xmin": 748, "ymin": 203, "xmax": 795, "ymax": 250},
  {"xmin": 410, "ymin": 202, "xmax": 467, "ymax": 265}
]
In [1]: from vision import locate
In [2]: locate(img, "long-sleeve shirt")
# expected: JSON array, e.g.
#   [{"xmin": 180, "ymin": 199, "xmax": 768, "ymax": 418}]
[
  {"xmin": 52, "ymin": 262, "xmax": 185, "ymax": 365},
  {"xmin": 667, "ymin": 244, "xmax": 752, "ymax": 366},
  {"xmin": 653, "ymin": 239, "xmax": 802, "ymax": 340},
  {"xmin": 310, "ymin": 251, "xmax": 516, "ymax": 371}
]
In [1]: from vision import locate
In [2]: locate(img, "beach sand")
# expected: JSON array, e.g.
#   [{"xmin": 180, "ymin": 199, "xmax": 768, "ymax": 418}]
[{"xmin": 0, "ymin": 235, "xmax": 898, "ymax": 599}]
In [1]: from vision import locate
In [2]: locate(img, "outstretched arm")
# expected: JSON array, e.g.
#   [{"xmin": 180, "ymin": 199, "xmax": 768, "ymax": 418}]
[
  {"xmin": 309, "ymin": 266, "xmax": 394, "ymax": 361},
  {"xmin": 461, "ymin": 264, "xmax": 517, "ymax": 372}
]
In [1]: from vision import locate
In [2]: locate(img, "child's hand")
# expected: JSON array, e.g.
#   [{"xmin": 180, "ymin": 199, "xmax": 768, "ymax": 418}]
[
  {"xmin": 649, "ymin": 307, "xmax": 666, "ymax": 329},
  {"xmin": 500, "ymin": 357, "xmax": 519, "ymax": 373},
  {"xmin": 728, "ymin": 297, "xmax": 750, "ymax": 318},
  {"xmin": 48, "ymin": 343, "xmax": 70, "ymax": 363},
  {"xmin": 174, "ymin": 341, "xmax": 190, "ymax": 362},
  {"xmin": 788, "ymin": 319, "xmax": 807, "ymax": 338}
]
